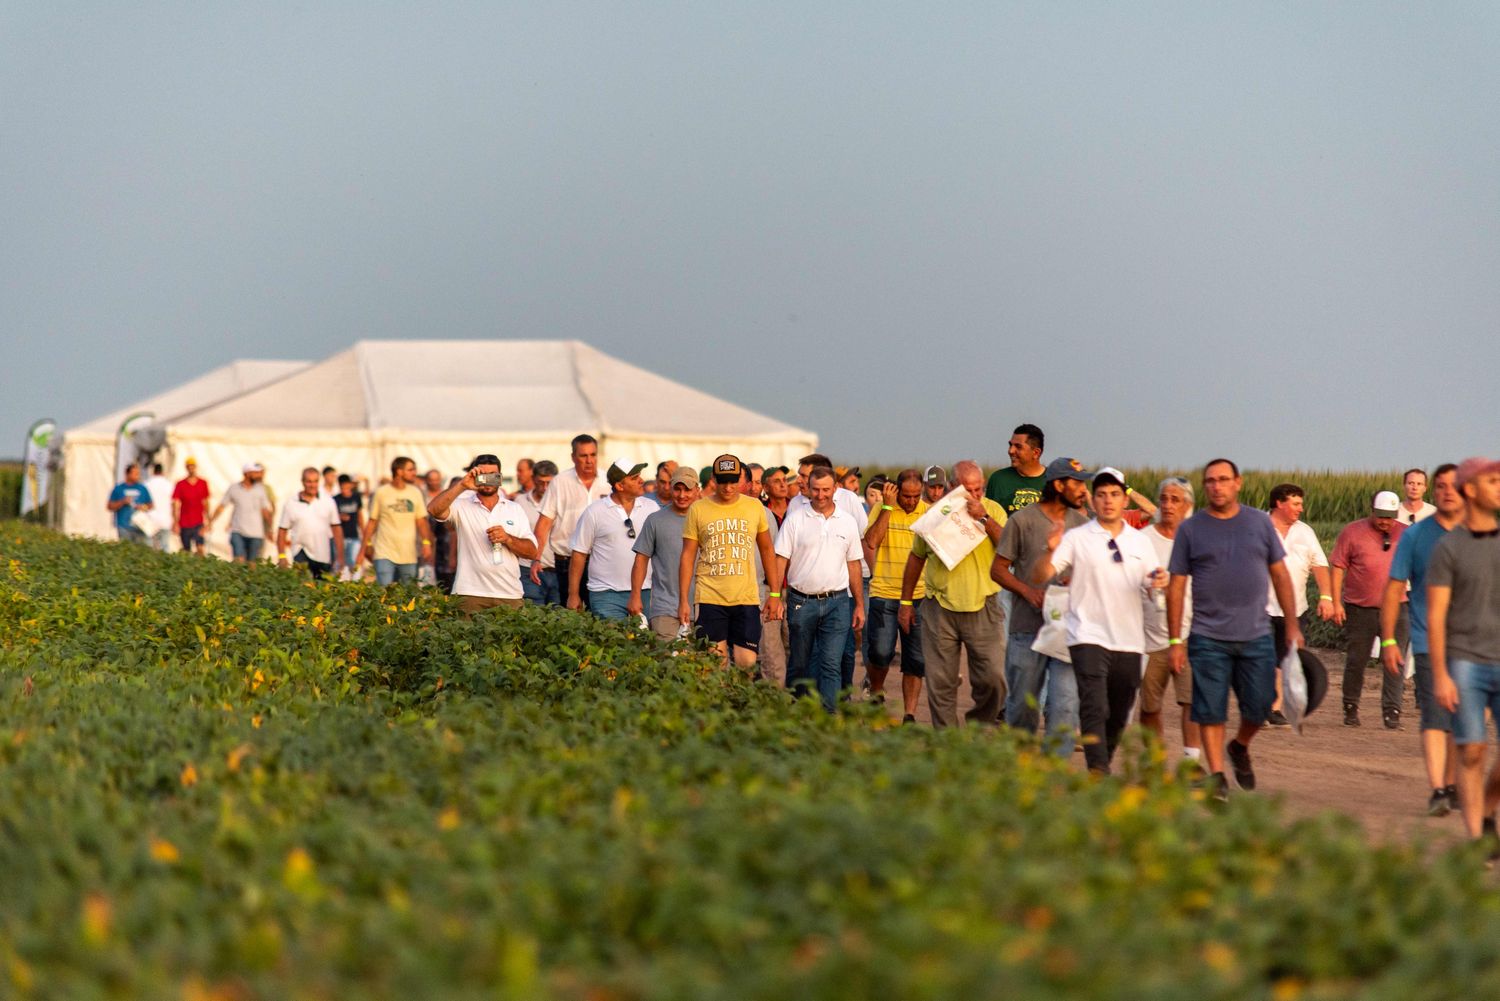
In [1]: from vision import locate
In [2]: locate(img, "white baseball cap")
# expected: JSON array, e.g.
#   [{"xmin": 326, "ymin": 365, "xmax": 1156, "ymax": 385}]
[
  {"xmin": 242, "ymin": 462, "xmax": 264, "ymax": 474},
  {"xmin": 1372, "ymin": 490, "xmax": 1400, "ymax": 516}
]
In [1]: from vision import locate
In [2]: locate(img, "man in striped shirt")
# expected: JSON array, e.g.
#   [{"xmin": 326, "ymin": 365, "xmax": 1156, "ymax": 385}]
[{"xmin": 864, "ymin": 468, "xmax": 928, "ymax": 723}]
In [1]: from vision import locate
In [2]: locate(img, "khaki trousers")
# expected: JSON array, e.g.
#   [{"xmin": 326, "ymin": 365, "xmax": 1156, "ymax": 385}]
[
  {"xmin": 920, "ymin": 597, "xmax": 1006, "ymax": 728},
  {"xmin": 458, "ymin": 595, "xmax": 525, "ymax": 616}
]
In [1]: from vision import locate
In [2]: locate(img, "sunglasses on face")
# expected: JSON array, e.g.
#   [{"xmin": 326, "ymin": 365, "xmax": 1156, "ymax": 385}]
[{"xmin": 1107, "ymin": 538, "xmax": 1123, "ymax": 563}]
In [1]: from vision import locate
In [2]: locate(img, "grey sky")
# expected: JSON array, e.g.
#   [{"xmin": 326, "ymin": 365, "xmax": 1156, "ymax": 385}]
[{"xmin": 4, "ymin": 3, "xmax": 1497, "ymax": 470}]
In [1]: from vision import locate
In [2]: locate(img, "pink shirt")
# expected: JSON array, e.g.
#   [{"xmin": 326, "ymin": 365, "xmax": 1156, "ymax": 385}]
[{"xmin": 1330, "ymin": 518, "xmax": 1406, "ymax": 608}]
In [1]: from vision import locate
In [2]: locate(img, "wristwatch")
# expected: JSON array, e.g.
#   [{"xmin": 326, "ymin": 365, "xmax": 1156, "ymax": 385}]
[{"xmin": 977, "ymin": 513, "xmax": 990, "ymax": 525}]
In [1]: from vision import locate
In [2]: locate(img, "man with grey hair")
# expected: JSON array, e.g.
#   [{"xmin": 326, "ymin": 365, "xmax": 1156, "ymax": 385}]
[
  {"xmin": 900, "ymin": 460, "xmax": 1008, "ymax": 727},
  {"xmin": 1139, "ymin": 476, "xmax": 1200, "ymax": 762}
]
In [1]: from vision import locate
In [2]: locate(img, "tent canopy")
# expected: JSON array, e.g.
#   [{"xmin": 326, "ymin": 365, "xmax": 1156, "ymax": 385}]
[
  {"xmin": 61, "ymin": 340, "xmax": 817, "ymax": 547},
  {"xmin": 68, "ymin": 359, "xmax": 311, "ymax": 441},
  {"xmin": 175, "ymin": 340, "xmax": 808, "ymax": 441}
]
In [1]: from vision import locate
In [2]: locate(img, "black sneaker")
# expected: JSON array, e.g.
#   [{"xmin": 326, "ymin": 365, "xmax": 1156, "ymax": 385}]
[
  {"xmin": 1226, "ymin": 739, "xmax": 1256, "ymax": 791},
  {"xmin": 902, "ymin": 713, "xmax": 916, "ymax": 725},
  {"xmin": 1265, "ymin": 709, "xmax": 1290, "ymax": 728},
  {"xmin": 1445, "ymin": 785, "xmax": 1460, "ymax": 813},
  {"xmin": 1208, "ymin": 771, "xmax": 1230, "ymax": 804},
  {"xmin": 1428, "ymin": 788, "xmax": 1452, "ymax": 818},
  {"xmin": 1484, "ymin": 818, "xmax": 1500, "ymax": 864},
  {"xmin": 1343, "ymin": 703, "xmax": 1360, "ymax": 727},
  {"xmin": 1383, "ymin": 707, "xmax": 1401, "ymax": 730}
]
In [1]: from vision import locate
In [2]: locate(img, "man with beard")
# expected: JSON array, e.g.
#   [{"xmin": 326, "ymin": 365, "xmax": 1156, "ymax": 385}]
[
  {"xmin": 427, "ymin": 454, "xmax": 538, "ymax": 615},
  {"xmin": 991, "ymin": 457, "xmax": 1090, "ymax": 751}
]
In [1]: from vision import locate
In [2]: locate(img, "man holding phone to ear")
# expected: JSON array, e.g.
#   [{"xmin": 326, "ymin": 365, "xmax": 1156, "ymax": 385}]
[{"xmin": 428, "ymin": 454, "xmax": 539, "ymax": 616}]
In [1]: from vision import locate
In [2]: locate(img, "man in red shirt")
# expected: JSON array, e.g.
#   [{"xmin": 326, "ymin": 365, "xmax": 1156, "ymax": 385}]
[
  {"xmin": 1331, "ymin": 489, "xmax": 1408, "ymax": 729},
  {"xmin": 171, "ymin": 458, "xmax": 211, "ymax": 555}
]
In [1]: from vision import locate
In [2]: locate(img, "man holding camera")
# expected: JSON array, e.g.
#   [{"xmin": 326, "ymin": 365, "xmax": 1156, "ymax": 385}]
[{"xmin": 427, "ymin": 455, "xmax": 539, "ymax": 615}]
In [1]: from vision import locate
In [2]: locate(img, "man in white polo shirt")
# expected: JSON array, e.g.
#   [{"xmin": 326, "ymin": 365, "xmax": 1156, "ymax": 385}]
[
  {"xmin": 772, "ymin": 465, "xmax": 866, "ymax": 712},
  {"xmin": 531, "ymin": 434, "xmax": 610, "ymax": 610},
  {"xmin": 426, "ymin": 454, "xmax": 539, "ymax": 616},
  {"xmin": 1032, "ymin": 467, "xmax": 1167, "ymax": 776},
  {"xmin": 276, "ymin": 467, "xmax": 344, "ymax": 580},
  {"xmin": 789, "ymin": 452, "xmax": 869, "ymax": 694},
  {"xmin": 569, "ymin": 458, "xmax": 660, "ymax": 621}
]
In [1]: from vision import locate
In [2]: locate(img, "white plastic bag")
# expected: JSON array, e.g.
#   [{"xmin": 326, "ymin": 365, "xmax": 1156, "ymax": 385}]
[
  {"xmin": 1030, "ymin": 585, "xmax": 1072, "ymax": 664},
  {"xmin": 1281, "ymin": 643, "xmax": 1308, "ymax": 733}
]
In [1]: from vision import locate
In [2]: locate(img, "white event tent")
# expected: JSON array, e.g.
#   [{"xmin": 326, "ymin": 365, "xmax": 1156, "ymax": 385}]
[{"xmin": 61, "ymin": 340, "xmax": 817, "ymax": 554}]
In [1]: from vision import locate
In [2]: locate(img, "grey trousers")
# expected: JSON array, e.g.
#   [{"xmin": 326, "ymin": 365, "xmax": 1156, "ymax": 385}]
[
  {"xmin": 920, "ymin": 597, "xmax": 1006, "ymax": 728},
  {"xmin": 1341, "ymin": 602, "xmax": 1408, "ymax": 713}
]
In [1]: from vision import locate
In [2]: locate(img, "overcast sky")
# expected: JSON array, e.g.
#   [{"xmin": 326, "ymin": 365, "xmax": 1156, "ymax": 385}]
[{"xmin": 4, "ymin": 3, "xmax": 1496, "ymax": 470}]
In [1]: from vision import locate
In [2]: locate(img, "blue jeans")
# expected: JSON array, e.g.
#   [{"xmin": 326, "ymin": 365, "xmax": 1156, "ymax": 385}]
[
  {"xmin": 229, "ymin": 532, "xmax": 264, "ymax": 561},
  {"xmin": 1188, "ymin": 633, "xmax": 1277, "ymax": 726},
  {"xmin": 866, "ymin": 597, "xmax": 925, "ymax": 676},
  {"xmin": 1450, "ymin": 658, "xmax": 1500, "ymax": 746},
  {"xmin": 590, "ymin": 589, "xmax": 647, "ymax": 622},
  {"xmin": 374, "ymin": 559, "xmax": 417, "ymax": 586},
  {"xmin": 1003, "ymin": 631, "xmax": 1078, "ymax": 756},
  {"xmin": 787, "ymin": 590, "xmax": 853, "ymax": 712},
  {"xmin": 1412, "ymin": 652, "xmax": 1454, "ymax": 733},
  {"xmin": 342, "ymin": 537, "xmax": 361, "ymax": 568},
  {"xmin": 117, "ymin": 526, "xmax": 148, "ymax": 545}
]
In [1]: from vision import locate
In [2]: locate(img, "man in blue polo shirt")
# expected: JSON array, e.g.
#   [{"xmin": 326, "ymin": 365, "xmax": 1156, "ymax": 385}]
[
  {"xmin": 1167, "ymin": 458, "xmax": 1302, "ymax": 802},
  {"xmin": 1381, "ymin": 462, "xmax": 1464, "ymax": 817}
]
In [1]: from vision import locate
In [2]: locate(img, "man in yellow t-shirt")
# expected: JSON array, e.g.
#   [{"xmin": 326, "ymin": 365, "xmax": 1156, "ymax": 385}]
[
  {"xmin": 864, "ymin": 468, "xmax": 929, "ymax": 723},
  {"xmin": 358, "ymin": 455, "xmax": 435, "ymax": 586},
  {"xmin": 681, "ymin": 454, "xmax": 776, "ymax": 672},
  {"xmin": 899, "ymin": 460, "xmax": 1008, "ymax": 728}
]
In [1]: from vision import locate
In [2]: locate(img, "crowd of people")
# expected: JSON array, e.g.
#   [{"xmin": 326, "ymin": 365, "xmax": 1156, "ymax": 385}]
[{"xmin": 103, "ymin": 431, "xmax": 1500, "ymax": 849}]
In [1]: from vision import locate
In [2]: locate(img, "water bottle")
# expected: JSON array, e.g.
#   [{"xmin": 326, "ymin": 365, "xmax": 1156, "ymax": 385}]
[
  {"xmin": 490, "ymin": 541, "xmax": 504, "ymax": 565},
  {"xmin": 1150, "ymin": 567, "xmax": 1166, "ymax": 612}
]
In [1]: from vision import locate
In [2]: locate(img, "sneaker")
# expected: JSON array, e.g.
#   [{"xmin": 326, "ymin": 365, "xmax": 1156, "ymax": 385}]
[
  {"xmin": 1428, "ymin": 788, "xmax": 1452, "ymax": 818},
  {"xmin": 1343, "ymin": 703, "xmax": 1360, "ymax": 727},
  {"xmin": 1445, "ymin": 785, "xmax": 1460, "ymax": 813},
  {"xmin": 902, "ymin": 714, "xmax": 917, "ymax": 725},
  {"xmin": 1383, "ymin": 707, "xmax": 1401, "ymax": 730},
  {"xmin": 1265, "ymin": 709, "xmax": 1290, "ymax": 728},
  {"xmin": 1484, "ymin": 818, "xmax": 1500, "ymax": 864},
  {"xmin": 1226, "ymin": 739, "xmax": 1256, "ymax": 791},
  {"xmin": 1208, "ymin": 771, "xmax": 1230, "ymax": 804}
]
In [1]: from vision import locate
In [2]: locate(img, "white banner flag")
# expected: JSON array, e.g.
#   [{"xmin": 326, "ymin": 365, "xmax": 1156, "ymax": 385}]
[{"xmin": 20, "ymin": 418, "xmax": 57, "ymax": 517}]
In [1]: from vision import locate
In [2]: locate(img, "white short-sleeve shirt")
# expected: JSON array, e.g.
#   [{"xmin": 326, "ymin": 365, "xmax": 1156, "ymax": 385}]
[
  {"xmin": 444, "ymin": 492, "xmax": 538, "ymax": 600},
  {"xmin": 789, "ymin": 487, "xmax": 870, "ymax": 574},
  {"xmin": 1050, "ymin": 520, "xmax": 1158, "ymax": 654},
  {"xmin": 278, "ymin": 494, "xmax": 341, "ymax": 564},
  {"xmin": 774, "ymin": 504, "xmax": 863, "ymax": 595},
  {"xmin": 537, "ymin": 468, "xmax": 611, "ymax": 559},
  {"xmin": 1267, "ymin": 519, "xmax": 1328, "ymax": 617},
  {"xmin": 569, "ymin": 495, "xmax": 660, "ymax": 593},
  {"xmin": 1141, "ymin": 525, "xmax": 1191, "ymax": 651}
]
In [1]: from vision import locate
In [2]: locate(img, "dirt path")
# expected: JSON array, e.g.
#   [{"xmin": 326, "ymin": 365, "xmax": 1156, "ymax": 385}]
[{"xmin": 850, "ymin": 646, "xmax": 1487, "ymax": 850}]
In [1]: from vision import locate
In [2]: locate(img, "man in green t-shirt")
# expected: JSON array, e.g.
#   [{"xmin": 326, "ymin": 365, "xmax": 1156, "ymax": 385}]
[{"xmin": 985, "ymin": 423, "xmax": 1047, "ymax": 515}]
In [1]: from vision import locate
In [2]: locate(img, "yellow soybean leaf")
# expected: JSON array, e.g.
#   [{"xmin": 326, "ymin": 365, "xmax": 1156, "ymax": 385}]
[
  {"xmin": 180, "ymin": 763, "xmax": 199, "ymax": 788},
  {"xmin": 437, "ymin": 807, "xmax": 461, "ymax": 831},
  {"xmin": 80, "ymin": 893, "xmax": 112, "ymax": 945},
  {"xmin": 226, "ymin": 744, "xmax": 253, "ymax": 773},
  {"xmin": 150, "ymin": 837, "xmax": 181, "ymax": 864}
]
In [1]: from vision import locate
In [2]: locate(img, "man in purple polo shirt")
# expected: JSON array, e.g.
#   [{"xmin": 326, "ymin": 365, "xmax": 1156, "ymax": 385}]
[{"xmin": 1167, "ymin": 458, "xmax": 1302, "ymax": 803}]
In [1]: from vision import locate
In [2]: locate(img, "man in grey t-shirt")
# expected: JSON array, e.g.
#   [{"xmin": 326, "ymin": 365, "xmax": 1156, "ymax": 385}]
[
  {"xmin": 991, "ymin": 457, "xmax": 1090, "ymax": 750},
  {"xmin": 208, "ymin": 463, "xmax": 275, "ymax": 563},
  {"xmin": 630, "ymin": 467, "xmax": 699, "ymax": 640},
  {"xmin": 1429, "ymin": 456, "xmax": 1500, "ymax": 845}
]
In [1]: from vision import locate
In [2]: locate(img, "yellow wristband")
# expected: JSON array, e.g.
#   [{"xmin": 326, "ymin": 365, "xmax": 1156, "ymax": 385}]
[
  {"xmin": 900, "ymin": 599, "xmax": 913, "ymax": 606},
  {"xmin": 768, "ymin": 592, "xmax": 781, "ymax": 598},
  {"xmin": 1380, "ymin": 638, "xmax": 1398, "ymax": 649},
  {"xmin": 882, "ymin": 505, "xmax": 894, "ymax": 511},
  {"xmin": 421, "ymin": 539, "xmax": 432, "ymax": 546},
  {"xmin": 278, "ymin": 552, "xmax": 289, "ymax": 559},
  {"xmin": 1168, "ymin": 638, "xmax": 1183, "ymax": 646},
  {"xmin": 1319, "ymin": 594, "xmax": 1333, "ymax": 601}
]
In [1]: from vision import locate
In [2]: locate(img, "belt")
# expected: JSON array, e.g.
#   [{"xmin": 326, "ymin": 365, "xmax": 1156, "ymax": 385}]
[{"xmin": 789, "ymin": 587, "xmax": 850, "ymax": 601}]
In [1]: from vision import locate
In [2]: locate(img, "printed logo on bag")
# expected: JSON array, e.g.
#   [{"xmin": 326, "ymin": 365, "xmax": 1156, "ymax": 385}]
[{"xmin": 940, "ymin": 505, "xmax": 952, "ymax": 515}]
